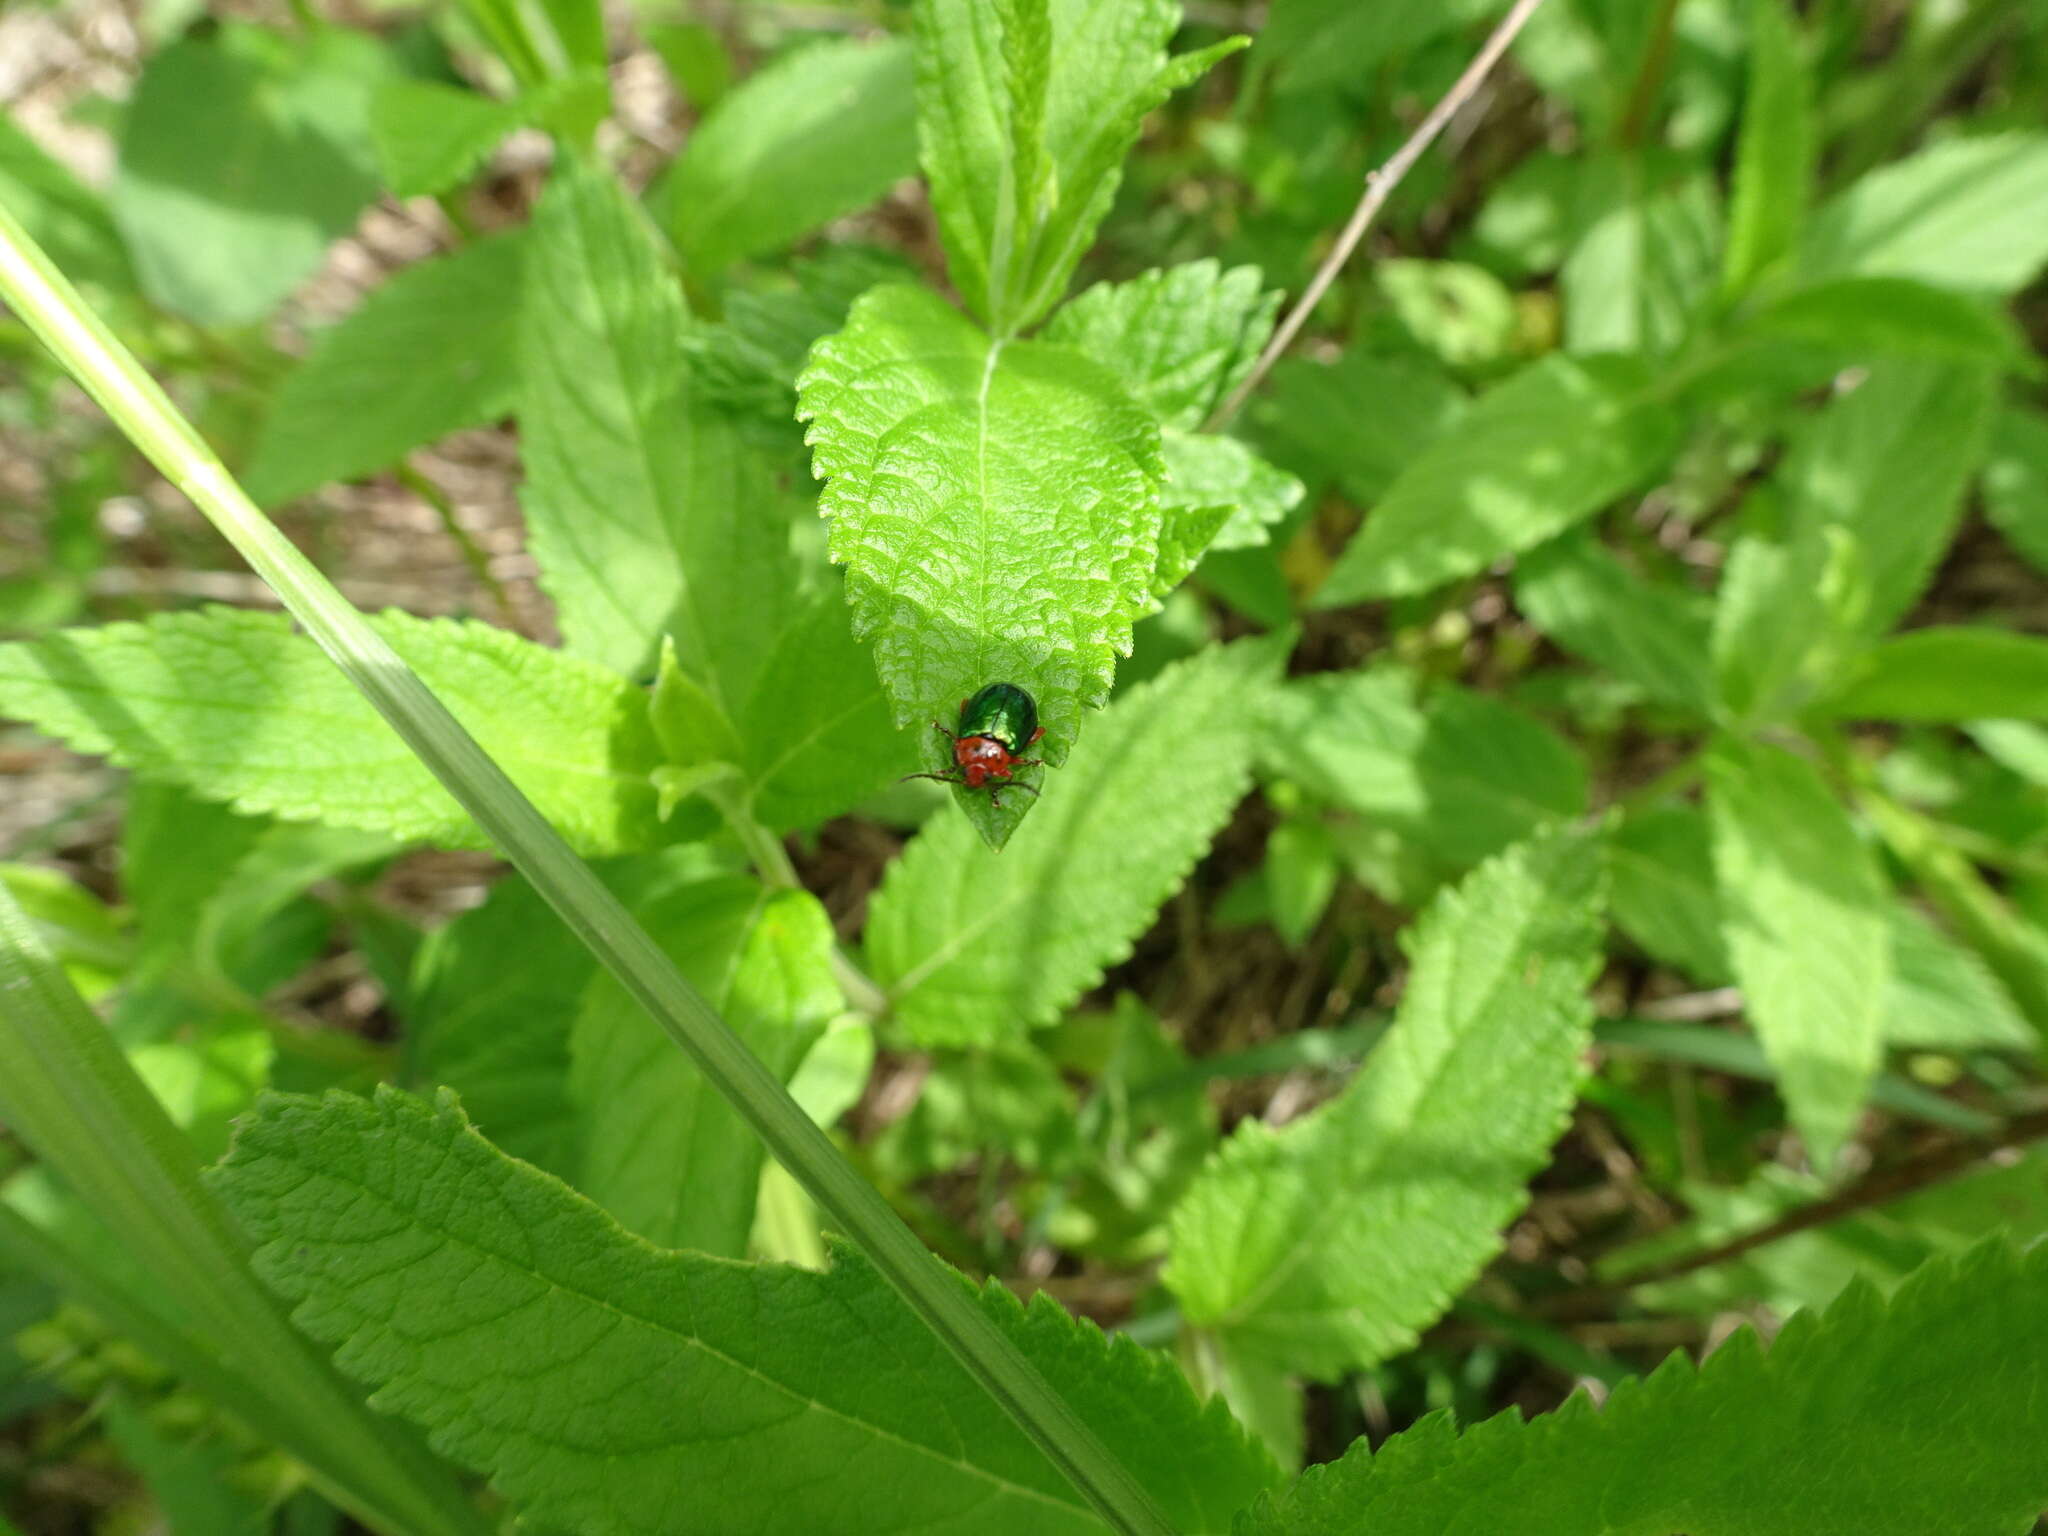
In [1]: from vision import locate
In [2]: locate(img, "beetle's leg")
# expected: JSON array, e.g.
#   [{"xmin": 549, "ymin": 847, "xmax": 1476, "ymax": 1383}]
[
  {"xmin": 1010, "ymin": 758, "xmax": 1045, "ymax": 771},
  {"xmin": 930, "ymin": 722, "xmax": 957, "ymax": 741},
  {"xmin": 1029, "ymin": 726, "xmax": 1045, "ymax": 744}
]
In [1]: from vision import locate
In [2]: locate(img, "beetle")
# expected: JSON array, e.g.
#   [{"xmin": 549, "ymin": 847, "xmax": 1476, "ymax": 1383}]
[{"xmin": 904, "ymin": 682, "xmax": 1047, "ymax": 809}]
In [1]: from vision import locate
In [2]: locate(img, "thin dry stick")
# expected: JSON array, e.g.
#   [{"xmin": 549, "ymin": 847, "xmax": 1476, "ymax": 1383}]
[{"xmin": 1204, "ymin": 0, "xmax": 1550, "ymax": 432}]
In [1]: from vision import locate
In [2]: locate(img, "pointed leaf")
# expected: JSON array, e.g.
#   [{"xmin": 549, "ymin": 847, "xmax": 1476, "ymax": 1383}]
[
  {"xmin": 1708, "ymin": 737, "xmax": 1889, "ymax": 1169},
  {"xmin": 571, "ymin": 879, "xmax": 838, "ymax": 1257},
  {"xmin": 519, "ymin": 156, "xmax": 805, "ymax": 688},
  {"xmin": 211, "ymin": 1086, "xmax": 1279, "ymax": 1536},
  {"xmin": 245, "ymin": 231, "xmax": 525, "ymax": 506},
  {"xmin": 1235, "ymin": 1242, "xmax": 2048, "ymax": 1536},
  {"xmin": 661, "ymin": 37, "xmax": 917, "ymax": 274},
  {"xmin": 1166, "ymin": 831, "xmax": 1604, "ymax": 1378},
  {"xmin": 798, "ymin": 282, "xmax": 1165, "ymax": 844},
  {"xmin": 915, "ymin": 0, "xmax": 1245, "ymax": 333},
  {"xmin": 1721, "ymin": 0, "xmax": 1811, "ymax": 295},
  {"xmin": 1316, "ymin": 355, "xmax": 1676, "ymax": 605},
  {"xmin": 0, "ymin": 608, "xmax": 661, "ymax": 855},
  {"xmin": 868, "ymin": 635, "xmax": 1285, "ymax": 1044}
]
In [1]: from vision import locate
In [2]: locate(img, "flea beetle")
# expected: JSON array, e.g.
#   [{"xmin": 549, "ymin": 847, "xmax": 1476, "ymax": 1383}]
[{"xmin": 905, "ymin": 683, "xmax": 1047, "ymax": 809}]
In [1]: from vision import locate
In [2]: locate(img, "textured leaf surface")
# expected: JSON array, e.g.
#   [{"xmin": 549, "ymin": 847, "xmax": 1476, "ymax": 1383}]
[
  {"xmin": 915, "ymin": 0, "xmax": 1242, "ymax": 333},
  {"xmin": 868, "ymin": 635, "xmax": 1285, "ymax": 1045},
  {"xmin": 0, "ymin": 608, "xmax": 660, "ymax": 854},
  {"xmin": 1158, "ymin": 433, "xmax": 1302, "ymax": 552},
  {"xmin": 1234, "ymin": 1242, "xmax": 2048, "ymax": 1536},
  {"xmin": 1165, "ymin": 831, "xmax": 1604, "ymax": 1378},
  {"xmin": 1258, "ymin": 667, "xmax": 1587, "ymax": 878},
  {"xmin": 245, "ymin": 232, "xmax": 524, "ymax": 506},
  {"xmin": 1801, "ymin": 132, "xmax": 2048, "ymax": 294},
  {"xmin": 571, "ymin": 879, "xmax": 838, "ymax": 1257},
  {"xmin": 1708, "ymin": 738, "xmax": 1889, "ymax": 1170},
  {"xmin": 1316, "ymin": 355, "xmax": 1676, "ymax": 605},
  {"xmin": 798, "ymin": 283, "xmax": 1165, "ymax": 843},
  {"xmin": 521, "ymin": 156, "xmax": 804, "ymax": 686},
  {"xmin": 211, "ymin": 1087, "xmax": 1277, "ymax": 1536},
  {"xmin": 663, "ymin": 37, "xmax": 916, "ymax": 273},
  {"xmin": 1822, "ymin": 627, "xmax": 2048, "ymax": 721},
  {"xmin": 1043, "ymin": 261, "xmax": 1278, "ymax": 432},
  {"xmin": 112, "ymin": 26, "xmax": 388, "ymax": 324},
  {"xmin": 1045, "ymin": 262, "xmax": 1297, "ymax": 551},
  {"xmin": 1514, "ymin": 530, "xmax": 1714, "ymax": 712}
]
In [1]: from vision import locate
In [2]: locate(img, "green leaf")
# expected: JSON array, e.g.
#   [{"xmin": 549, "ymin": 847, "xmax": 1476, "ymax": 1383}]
[
  {"xmin": 798, "ymin": 282, "xmax": 1166, "ymax": 843},
  {"xmin": 103, "ymin": 1393, "xmax": 272, "ymax": 1535},
  {"xmin": 1741, "ymin": 276, "xmax": 2033, "ymax": 371},
  {"xmin": 1248, "ymin": 352, "xmax": 1466, "ymax": 506},
  {"xmin": 0, "ymin": 117, "xmax": 135, "ymax": 300},
  {"xmin": 1884, "ymin": 905, "xmax": 2033, "ymax": 1052},
  {"xmin": 244, "ymin": 231, "xmax": 524, "ymax": 506},
  {"xmin": 1258, "ymin": 667, "xmax": 1587, "ymax": 877},
  {"xmin": 1801, "ymin": 131, "xmax": 2048, "ymax": 294},
  {"xmin": 735, "ymin": 586, "xmax": 906, "ymax": 832},
  {"xmin": 1984, "ymin": 407, "xmax": 2048, "ymax": 577},
  {"xmin": 867, "ymin": 635, "xmax": 1285, "ymax": 1044},
  {"xmin": 1315, "ymin": 355, "xmax": 1676, "ymax": 605},
  {"xmin": 1609, "ymin": 804, "xmax": 2033, "ymax": 1052},
  {"xmin": 1710, "ymin": 523, "xmax": 1860, "ymax": 727},
  {"xmin": 1559, "ymin": 177, "xmax": 1720, "ymax": 357},
  {"xmin": 683, "ymin": 245, "xmax": 917, "ymax": 415},
  {"xmin": 1042, "ymin": 260, "xmax": 1280, "ymax": 432},
  {"xmin": 1708, "ymin": 737, "xmax": 1890, "ymax": 1170},
  {"xmin": 1233, "ymin": 1241, "xmax": 2048, "ymax": 1536},
  {"xmin": 1264, "ymin": 816, "xmax": 1338, "ymax": 950},
  {"xmin": 1376, "ymin": 260, "xmax": 1519, "ymax": 371},
  {"xmin": 520, "ymin": 156, "xmax": 804, "ymax": 686},
  {"xmin": 403, "ymin": 852, "xmax": 715, "ymax": 1174},
  {"xmin": 1513, "ymin": 530, "xmax": 1715, "ymax": 713},
  {"xmin": 368, "ymin": 79, "xmax": 524, "ymax": 198},
  {"xmin": 1165, "ymin": 830, "xmax": 1604, "ymax": 1378},
  {"xmin": 1044, "ymin": 262, "xmax": 1298, "ymax": 552},
  {"xmin": 1721, "ymin": 0, "xmax": 1811, "ymax": 295},
  {"xmin": 0, "ymin": 608, "xmax": 661, "ymax": 855},
  {"xmin": 660, "ymin": 37, "xmax": 916, "ymax": 274},
  {"xmin": 571, "ymin": 880, "xmax": 838, "ymax": 1257},
  {"xmin": 1256, "ymin": 0, "xmax": 1502, "ymax": 95},
  {"xmin": 212, "ymin": 1085, "xmax": 1279, "ymax": 1536},
  {"xmin": 111, "ymin": 26, "xmax": 391, "ymax": 324},
  {"xmin": 1159, "ymin": 433, "xmax": 1303, "ymax": 553},
  {"xmin": 1605, "ymin": 804, "xmax": 1729, "ymax": 983},
  {"xmin": 915, "ymin": 0, "xmax": 1245, "ymax": 334},
  {"xmin": 1820, "ymin": 627, "xmax": 2048, "ymax": 721}
]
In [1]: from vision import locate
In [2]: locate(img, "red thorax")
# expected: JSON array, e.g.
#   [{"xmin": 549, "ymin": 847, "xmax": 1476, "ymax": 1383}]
[{"xmin": 953, "ymin": 734, "xmax": 1017, "ymax": 788}]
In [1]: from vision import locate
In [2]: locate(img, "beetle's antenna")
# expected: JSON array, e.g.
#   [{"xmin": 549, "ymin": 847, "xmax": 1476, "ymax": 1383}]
[{"xmin": 901, "ymin": 771, "xmax": 964, "ymax": 786}]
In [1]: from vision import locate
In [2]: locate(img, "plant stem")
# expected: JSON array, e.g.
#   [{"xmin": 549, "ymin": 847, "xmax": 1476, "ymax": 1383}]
[
  {"xmin": 0, "ymin": 199, "xmax": 1175, "ymax": 1536},
  {"xmin": 393, "ymin": 462, "xmax": 515, "ymax": 624},
  {"xmin": 1204, "ymin": 0, "xmax": 1549, "ymax": 432}
]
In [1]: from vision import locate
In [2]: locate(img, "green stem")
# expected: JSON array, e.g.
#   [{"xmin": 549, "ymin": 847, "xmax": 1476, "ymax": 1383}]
[
  {"xmin": 0, "ymin": 886, "xmax": 487, "ymax": 1536},
  {"xmin": 0, "ymin": 199, "xmax": 1173, "ymax": 1536}
]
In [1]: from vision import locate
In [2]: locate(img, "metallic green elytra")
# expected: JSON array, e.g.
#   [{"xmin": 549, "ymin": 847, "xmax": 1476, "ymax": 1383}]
[
  {"xmin": 958, "ymin": 682, "xmax": 1039, "ymax": 757},
  {"xmin": 901, "ymin": 682, "xmax": 1048, "ymax": 809}
]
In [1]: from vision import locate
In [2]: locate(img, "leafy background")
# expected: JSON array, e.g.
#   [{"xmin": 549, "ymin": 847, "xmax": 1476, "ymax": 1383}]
[{"xmin": 5, "ymin": 0, "xmax": 2048, "ymax": 1530}]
